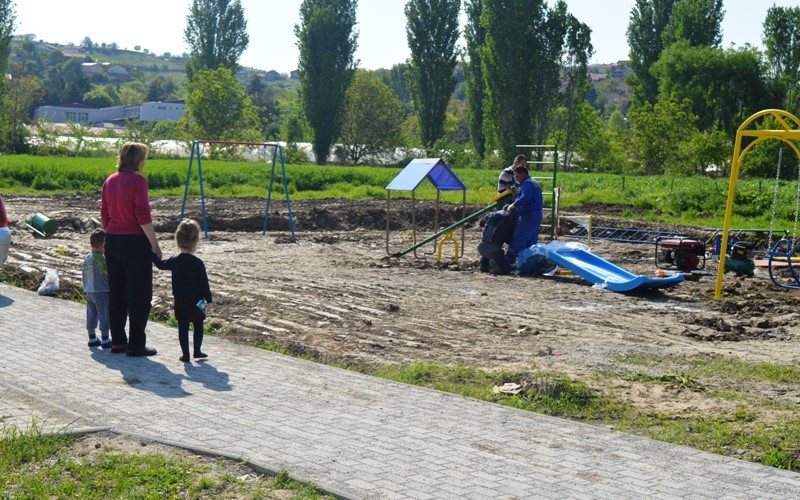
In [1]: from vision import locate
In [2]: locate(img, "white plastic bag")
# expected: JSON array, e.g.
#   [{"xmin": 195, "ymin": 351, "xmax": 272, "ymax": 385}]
[{"xmin": 37, "ymin": 268, "xmax": 59, "ymax": 296}]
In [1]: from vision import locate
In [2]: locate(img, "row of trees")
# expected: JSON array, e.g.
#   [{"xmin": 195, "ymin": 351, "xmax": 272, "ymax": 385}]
[
  {"xmin": 621, "ymin": 0, "xmax": 800, "ymax": 177},
  {"xmin": 2, "ymin": 0, "xmax": 800, "ymax": 177},
  {"xmin": 290, "ymin": 0, "xmax": 593, "ymax": 165}
]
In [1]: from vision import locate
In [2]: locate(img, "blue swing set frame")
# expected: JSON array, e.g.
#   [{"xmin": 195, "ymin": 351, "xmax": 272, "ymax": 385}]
[{"xmin": 180, "ymin": 140, "xmax": 296, "ymax": 241}]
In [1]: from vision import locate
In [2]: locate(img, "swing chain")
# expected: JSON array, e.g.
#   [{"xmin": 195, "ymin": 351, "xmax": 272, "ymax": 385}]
[{"xmin": 768, "ymin": 144, "xmax": 784, "ymax": 253}]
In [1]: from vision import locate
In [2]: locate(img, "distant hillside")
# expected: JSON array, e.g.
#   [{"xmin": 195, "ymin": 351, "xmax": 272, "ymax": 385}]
[
  {"xmin": 10, "ymin": 38, "xmax": 296, "ymax": 106},
  {"xmin": 85, "ymin": 47, "xmax": 189, "ymax": 73},
  {"xmin": 12, "ymin": 38, "xmax": 290, "ymax": 75}
]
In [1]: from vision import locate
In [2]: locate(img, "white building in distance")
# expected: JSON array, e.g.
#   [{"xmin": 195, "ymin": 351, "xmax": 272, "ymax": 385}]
[{"xmin": 33, "ymin": 100, "xmax": 186, "ymax": 127}]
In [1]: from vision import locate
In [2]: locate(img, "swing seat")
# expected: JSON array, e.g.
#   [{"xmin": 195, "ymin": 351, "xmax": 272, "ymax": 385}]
[{"xmin": 768, "ymin": 238, "xmax": 800, "ymax": 289}]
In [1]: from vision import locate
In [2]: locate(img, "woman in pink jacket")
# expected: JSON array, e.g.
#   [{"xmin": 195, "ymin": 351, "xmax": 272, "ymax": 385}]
[{"xmin": 101, "ymin": 142, "xmax": 162, "ymax": 356}]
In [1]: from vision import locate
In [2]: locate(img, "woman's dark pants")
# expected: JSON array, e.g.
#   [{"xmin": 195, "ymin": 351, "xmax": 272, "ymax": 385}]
[{"xmin": 105, "ymin": 234, "xmax": 153, "ymax": 351}]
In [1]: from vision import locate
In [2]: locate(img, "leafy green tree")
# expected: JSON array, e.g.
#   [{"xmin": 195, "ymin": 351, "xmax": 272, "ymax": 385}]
[
  {"xmin": 146, "ymin": 76, "xmax": 177, "ymax": 102},
  {"xmin": 463, "ymin": 0, "xmax": 486, "ymax": 158},
  {"xmin": 41, "ymin": 58, "xmax": 91, "ymax": 105},
  {"xmin": 628, "ymin": 0, "xmax": 723, "ymax": 109},
  {"xmin": 662, "ymin": 0, "xmax": 723, "ymax": 48},
  {"xmin": 627, "ymin": 0, "xmax": 678, "ymax": 107},
  {"xmin": 763, "ymin": 5, "xmax": 800, "ymax": 113},
  {"xmin": 481, "ymin": 0, "xmax": 591, "ymax": 160},
  {"xmin": 279, "ymin": 92, "xmax": 311, "ymax": 143},
  {"xmin": 651, "ymin": 43, "xmax": 770, "ymax": 137},
  {"xmin": 375, "ymin": 63, "xmax": 412, "ymax": 114},
  {"xmin": 6, "ymin": 67, "xmax": 42, "ymax": 153},
  {"xmin": 10, "ymin": 40, "xmax": 47, "ymax": 77},
  {"xmin": 184, "ymin": 0, "xmax": 249, "ymax": 81},
  {"xmin": 181, "ymin": 67, "xmax": 261, "ymax": 141},
  {"xmin": 0, "ymin": 0, "xmax": 14, "ymax": 152},
  {"xmin": 295, "ymin": 0, "xmax": 358, "ymax": 164},
  {"xmin": 559, "ymin": 8, "xmax": 594, "ymax": 170},
  {"xmin": 338, "ymin": 71, "xmax": 403, "ymax": 164},
  {"xmin": 591, "ymin": 75, "xmax": 630, "ymax": 115},
  {"xmin": 607, "ymin": 109, "xmax": 630, "ymax": 153},
  {"xmin": 405, "ymin": 0, "xmax": 460, "ymax": 150},
  {"xmin": 677, "ymin": 128, "xmax": 728, "ymax": 176},
  {"xmin": 83, "ymin": 84, "xmax": 121, "ymax": 108},
  {"xmin": 554, "ymin": 103, "xmax": 626, "ymax": 173},
  {"xmin": 481, "ymin": 0, "xmax": 547, "ymax": 159},
  {"xmin": 247, "ymin": 74, "xmax": 283, "ymax": 140},
  {"xmin": 118, "ymin": 84, "xmax": 146, "ymax": 106},
  {"xmin": 629, "ymin": 97, "xmax": 698, "ymax": 174}
]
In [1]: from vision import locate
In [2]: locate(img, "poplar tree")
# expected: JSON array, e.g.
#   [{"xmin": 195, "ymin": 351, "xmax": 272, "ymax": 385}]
[
  {"xmin": 184, "ymin": 0, "xmax": 249, "ymax": 81},
  {"xmin": 295, "ymin": 0, "xmax": 358, "ymax": 165},
  {"xmin": 0, "ymin": 0, "xmax": 15, "ymax": 152},
  {"xmin": 405, "ymin": 0, "xmax": 461, "ymax": 150},
  {"xmin": 463, "ymin": 0, "xmax": 486, "ymax": 158},
  {"xmin": 763, "ymin": 5, "xmax": 800, "ymax": 113},
  {"xmin": 626, "ymin": 0, "xmax": 678, "ymax": 107},
  {"xmin": 663, "ymin": 0, "xmax": 724, "ymax": 48},
  {"xmin": 559, "ymin": 6, "xmax": 594, "ymax": 170}
]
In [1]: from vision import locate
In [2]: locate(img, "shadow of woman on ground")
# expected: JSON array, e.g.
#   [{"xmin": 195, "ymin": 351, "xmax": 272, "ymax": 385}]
[{"xmin": 91, "ymin": 351, "xmax": 190, "ymax": 398}]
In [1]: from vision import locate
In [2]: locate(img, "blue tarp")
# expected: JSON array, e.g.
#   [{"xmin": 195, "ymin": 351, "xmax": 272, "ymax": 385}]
[{"xmin": 385, "ymin": 158, "xmax": 467, "ymax": 192}]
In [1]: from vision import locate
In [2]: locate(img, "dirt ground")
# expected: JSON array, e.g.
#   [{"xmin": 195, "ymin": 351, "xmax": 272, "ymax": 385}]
[{"xmin": 3, "ymin": 194, "xmax": 800, "ymax": 423}]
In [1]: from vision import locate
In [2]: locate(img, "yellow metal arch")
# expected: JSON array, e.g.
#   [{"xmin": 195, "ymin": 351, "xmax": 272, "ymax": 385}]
[{"xmin": 715, "ymin": 109, "xmax": 800, "ymax": 299}]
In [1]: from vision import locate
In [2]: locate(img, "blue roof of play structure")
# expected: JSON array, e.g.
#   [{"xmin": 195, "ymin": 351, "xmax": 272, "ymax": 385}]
[{"xmin": 385, "ymin": 158, "xmax": 467, "ymax": 192}]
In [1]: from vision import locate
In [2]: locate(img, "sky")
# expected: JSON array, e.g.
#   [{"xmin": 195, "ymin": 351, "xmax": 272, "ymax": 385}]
[{"xmin": 14, "ymin": 0, "xmax": 800, "ymax": 73}]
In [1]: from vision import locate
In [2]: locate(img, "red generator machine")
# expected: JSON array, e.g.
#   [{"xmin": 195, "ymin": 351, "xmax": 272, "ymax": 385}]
[{"xmin": 655, "ymin": 237, "xmax": 706, "ymax": 272}]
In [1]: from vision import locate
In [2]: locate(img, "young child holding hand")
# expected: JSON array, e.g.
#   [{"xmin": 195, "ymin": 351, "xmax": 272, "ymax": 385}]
[{"xmin": 153, "ymin": 219, "xmax": 213, "ymax": 362}]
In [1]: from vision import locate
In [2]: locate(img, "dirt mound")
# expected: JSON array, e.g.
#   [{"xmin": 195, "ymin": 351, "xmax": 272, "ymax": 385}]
[{"xmin": 3, "ymin": 194, "xmax": 800, "ymax": 425}]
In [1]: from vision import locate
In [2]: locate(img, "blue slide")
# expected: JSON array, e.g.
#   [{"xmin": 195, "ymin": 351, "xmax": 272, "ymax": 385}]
[{"xmin": 519, "ymin": 242, "xmax": 684, "ymax": 292}]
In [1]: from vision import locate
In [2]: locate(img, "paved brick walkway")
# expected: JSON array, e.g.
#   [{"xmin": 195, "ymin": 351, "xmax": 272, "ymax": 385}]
[{"xmin": 1, "ymin": 283, "xmax": 798, "ymax": 499}]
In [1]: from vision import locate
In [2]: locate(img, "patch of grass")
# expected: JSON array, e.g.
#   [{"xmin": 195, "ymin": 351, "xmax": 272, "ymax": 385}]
[
  {"xmin": 614, "ymin": 354, "xmax": 800, "ymax": 385},
  {"xmin": 1, "ymin": 427, "xmax": 330, "ymax": 498},
  {"xmin": 0, "ymin": 422, "xmax": 74, "ymax": 488},
  {"xmin": 618, "ymin": 412, "xmax": 800, "ymax": 470},
  {"xmin": 349, "ymin": 361, "xmax": 800, "ymax": 472},
  {"xmin": 5, "ymin": 450, "xmax": 204, "ymax": 498},
  {"xmin": 257, "ymin": 342, "xmax": 313, "ymax": 361},
  {"xmin": 273, "ymin": 469, "xmax": 328, "ymax": 497},
  {"xmin": 366, "ymin": 362, "xmax": 631, "ymax": 421},
  {"xmin": 709, "ymin": 390, "xmax": 747, "ymax": 401},
  {"xmin": 690, "ymin": 357, "xmax": 800, "ymax": 384},
  {"xmin": 618, "ymin": 371, "xmax": 705, "ymax": 391}
]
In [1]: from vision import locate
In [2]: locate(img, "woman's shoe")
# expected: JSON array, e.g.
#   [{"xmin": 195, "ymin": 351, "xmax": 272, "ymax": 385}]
[{"xmin": 126, "ymin": 346, "xmax": 158, "ymax": 357}]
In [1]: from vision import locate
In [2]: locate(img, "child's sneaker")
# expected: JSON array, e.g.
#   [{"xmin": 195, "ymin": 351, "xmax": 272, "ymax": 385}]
[
  {"xmin": 101, "ymin": 339, "xmax": 112, "ymax": 349},
  {"xmin": 88, "ymin": 338, "xmax": 102, "ymax": 347}
]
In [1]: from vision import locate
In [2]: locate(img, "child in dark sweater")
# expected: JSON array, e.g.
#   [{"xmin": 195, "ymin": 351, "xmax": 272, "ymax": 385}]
[{"xmin": 154, "ymin": 219, "xmax": 213, "ymax": 362}]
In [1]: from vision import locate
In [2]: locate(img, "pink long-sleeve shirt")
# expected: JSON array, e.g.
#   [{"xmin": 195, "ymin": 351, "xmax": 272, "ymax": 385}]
[{"xmin": 100, "ymin": 171, "xmax": 153, "ymax": 235}]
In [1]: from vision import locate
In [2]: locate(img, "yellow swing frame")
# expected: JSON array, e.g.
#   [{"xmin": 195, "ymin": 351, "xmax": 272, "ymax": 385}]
[{"xmin": 715, "ymin": 109, "xmax": 800, "ymax": 299}]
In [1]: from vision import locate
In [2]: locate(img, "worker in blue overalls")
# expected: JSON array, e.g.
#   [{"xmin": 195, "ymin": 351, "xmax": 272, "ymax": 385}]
[{"xmin": 505, "ymin": 161, "xmax": 543, "ymax": 267}]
